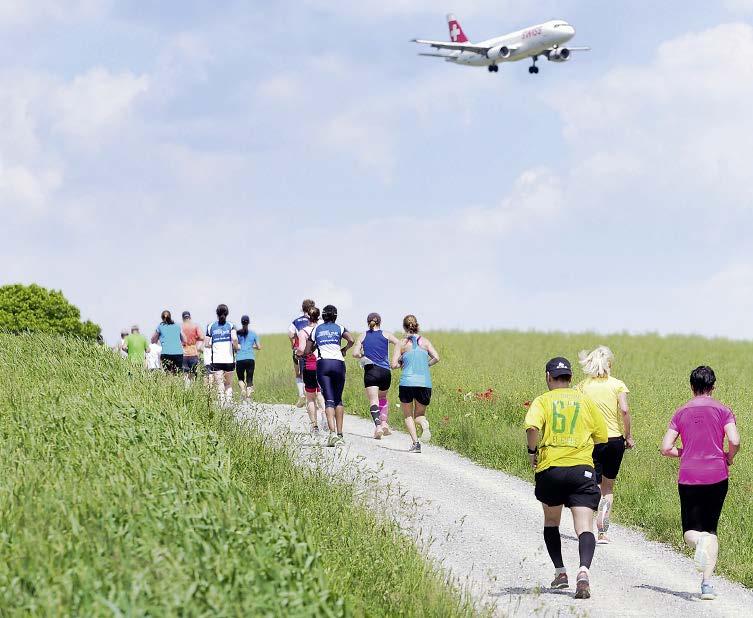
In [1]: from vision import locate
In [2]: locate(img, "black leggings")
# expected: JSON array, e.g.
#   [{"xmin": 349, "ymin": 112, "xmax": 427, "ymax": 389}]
[
  {"xmin": 236, "ymin": 359, "xmax": 256, "ymax": 385},
  {"xmin": 317, "ymin": 359, "xmax": 346, "ymax": 408},
  {"xmin": 679, "ymin": 479, "xmax": 728, "ymax": 534}
]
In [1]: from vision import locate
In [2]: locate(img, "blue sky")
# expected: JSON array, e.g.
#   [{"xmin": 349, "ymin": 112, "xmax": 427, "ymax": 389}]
[{"xmin": 3, "ymin": 0, "xmax": 753, "ymax": 341}]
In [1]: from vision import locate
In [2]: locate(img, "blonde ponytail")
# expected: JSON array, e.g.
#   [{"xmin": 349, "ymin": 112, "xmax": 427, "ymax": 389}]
[{"xmin": 578, "ymin": 345, "xmax": 614, "ymax": 378}]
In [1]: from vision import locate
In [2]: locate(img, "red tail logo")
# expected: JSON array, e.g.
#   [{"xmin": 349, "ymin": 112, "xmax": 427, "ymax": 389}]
[{"xmin": 447, "ymin": 14, "xmax": 468, "ymax": 43}]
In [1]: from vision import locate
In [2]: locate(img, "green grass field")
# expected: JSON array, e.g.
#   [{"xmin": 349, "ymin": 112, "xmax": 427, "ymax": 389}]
[
  {"xmin": 254, "ymin": 330, "xmax": 753, "ymax": 587},
  {"xmin": 0, "ymin": 334, "xmax": 474, "ymax": 616}
]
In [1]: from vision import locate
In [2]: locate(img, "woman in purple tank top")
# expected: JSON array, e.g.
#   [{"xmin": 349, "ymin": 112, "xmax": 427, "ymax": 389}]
[{"xmin": 661, "ymin": 366, "xmax": 740, "ymax": 601}]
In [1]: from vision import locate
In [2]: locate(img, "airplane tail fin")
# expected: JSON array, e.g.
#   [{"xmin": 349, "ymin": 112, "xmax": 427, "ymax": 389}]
[{"xmin": 447, "ymin": 14, "xmax": 468, "ymax": 43}]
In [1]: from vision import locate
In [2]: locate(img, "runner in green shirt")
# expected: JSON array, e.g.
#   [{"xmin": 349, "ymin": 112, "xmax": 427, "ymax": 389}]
[{"xmin": 123, "ymin": 325, "xmax": 149, "ymax": 366}]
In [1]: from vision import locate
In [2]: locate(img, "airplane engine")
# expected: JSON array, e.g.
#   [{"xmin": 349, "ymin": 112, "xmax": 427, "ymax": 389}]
[
  {"xmin": 547, "ymin": 48, "xmax": 571, "ymax": 62},
  {"xmin": 487, "ymin": 45, "xmax": 511, "ymax": 60}
]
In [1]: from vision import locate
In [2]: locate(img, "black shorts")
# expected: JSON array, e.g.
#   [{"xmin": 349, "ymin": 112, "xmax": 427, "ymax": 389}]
[
  {"xmin": 399, "ymin": 386, "xmax": 431, "ymax": 406},
  {"xmin": 236, "ymin": 359, "xmax": 256, "ymax": 385},
  {"xmin": 211, "ymin": 362, "xmax": 235, "ymax": 373},
  {"xmin": 302, "ymin": 368, "xmax": 319, "ymax": 392},
  {"xmin": 679, "ymin": 479, "xmax": 728, "ymax": 534},
  {"xmin": 161, "ymin": 354, "xmax": 183, "ymax": 374},
  {"xmin": 534, "ymin": 465, "xmax": 601, "ymax": 510},
  {"xmin": 364, "ymin": 365, "xmax": 392, "ymax": 390},
  {"xmin": 592, "ymin": 436, "xmax": 626, "ymax": 483},
  {"xmin": 182, "ymin": 355, "xmax": 199, "ymax": 374}
]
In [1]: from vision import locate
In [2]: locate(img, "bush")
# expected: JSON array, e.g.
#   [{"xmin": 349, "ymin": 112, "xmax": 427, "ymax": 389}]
[{"xmin": 0, "ymin": 284, "xmax": 100, "ymax": 340}]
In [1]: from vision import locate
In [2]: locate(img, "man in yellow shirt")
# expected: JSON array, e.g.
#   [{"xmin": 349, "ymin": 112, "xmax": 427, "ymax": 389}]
[{"xmin": 525, "ymin": 357, "xmax": 608, "ymax": 600}]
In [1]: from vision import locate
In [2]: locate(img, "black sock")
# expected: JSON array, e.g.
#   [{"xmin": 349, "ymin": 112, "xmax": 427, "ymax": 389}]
[
  {"xmin": 370, "ymin": 404, "xmax": 380, "ymax": 425},
  {"xmin": 578, "ymin": 532, "xmax": 596, "ymax": 569},
  {"xmin": 543, "ymin": 527, "xmax": 564, "ymax": 569}
]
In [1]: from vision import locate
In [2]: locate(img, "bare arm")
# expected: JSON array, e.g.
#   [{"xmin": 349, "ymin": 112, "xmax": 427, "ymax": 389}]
[
  {"xmin": 422, "ymin": 337, "xmax": 440, "ymax": 366},
  {"xmin": 660, "ymin": 428, "xmax": 681, "ymax": 458},
  {"xmin": 526, "ymin": 428, "xmax": 539, "ymax": 470},
  {"xmin": 151, "ymin": 330, "xmax": 159, "ymax": 345},
  {"xmin": 253, "ymin": 337, "xmax": 262, "ymax": 350},
  {"xmin": 352, "ymin": 333, "xmax": 366, "ymax": 358},
  {"xmin": 391, "ymin": 339, "xmax": 405, "ymax": 369},
  {"xmin": 619, "ymin": 393, "xmax": 634, "ymax": 448},
  {"xmin": 341, "ymin": 330, "xmax": 355, "ymax": 356},
  {"xmin": 725, "ymin": 422, "xmax": 741, "ymax": 465},
  {"xmin": 231, "ymin": 329, "xmax": 239, "ymax": 352},
  {"xmin": 296, "ymin": 330, "xmax": 309, "ymax": 357}
]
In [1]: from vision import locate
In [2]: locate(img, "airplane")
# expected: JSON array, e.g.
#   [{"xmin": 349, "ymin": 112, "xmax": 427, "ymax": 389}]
[{"xmin": 413, "ymin": 14, "xmax": 590, "ymax": 74}]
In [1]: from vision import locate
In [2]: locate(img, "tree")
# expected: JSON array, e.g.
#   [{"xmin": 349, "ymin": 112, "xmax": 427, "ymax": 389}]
[{"xmin": 0, "ymin": 284, "xmax": 102, "ymax": 340}]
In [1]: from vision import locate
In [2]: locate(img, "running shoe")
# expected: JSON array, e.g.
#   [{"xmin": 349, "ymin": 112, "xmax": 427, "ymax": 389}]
[
  {"xmin": 700, "ymin": 582, "xmax": 716, "ymax": 600},
  {"xmin": 694, "ymin": 532, "xmax": 711, "ymax": 572},
  {"xmin": 574, "ymin": 571, "xmax": 591, "ymax": 600},
  {"xmin": 550, "ymin": 572, "xmax": 569, "ymax": 589},
  {"xmin": 597, "ymin": 532, "xmax": 610, "ymax": 545},
  {"xmin": 334, "ymin": 434, "xmax": 345, "ymax": 446},
  {"xmin": 409, "ymin": 441, "xmax": 422, "ymax": 453},
  {"xmin": 382, "ymin": 424, "xmax": 392, "ymax": 436},
  {"xmin": 374, "ymin": 426, "xmax": 384, "ymax": 440},
  {"xmin": 311, "ymin": 425, "xmax": 320, "ymax": 435},
  {"xmin": 296, "ymin": 396, "xmax": 306, "ymax": 408},
  {"xmin": 327, "ymin": 432, "xmax": 337, "ymax": 447}
]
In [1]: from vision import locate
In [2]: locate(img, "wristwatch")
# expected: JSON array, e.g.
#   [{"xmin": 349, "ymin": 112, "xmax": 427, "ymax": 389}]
[{"xmin": 527, "ymin": 447, "xmax": 538, "ymax": 454}]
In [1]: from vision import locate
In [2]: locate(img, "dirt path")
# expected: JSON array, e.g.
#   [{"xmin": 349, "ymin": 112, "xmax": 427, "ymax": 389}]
[{"xmin": 239, "ymin": 404, "xmax": 753, "ymax": 617}]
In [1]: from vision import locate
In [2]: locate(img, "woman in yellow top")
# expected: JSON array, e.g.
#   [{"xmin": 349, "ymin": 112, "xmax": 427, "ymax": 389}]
[{"xmin": 577, "ymin": 346, "xmax": 634, "ymax": 545}]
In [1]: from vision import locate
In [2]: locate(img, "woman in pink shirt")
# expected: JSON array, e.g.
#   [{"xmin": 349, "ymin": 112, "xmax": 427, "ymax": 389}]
[{"xmin": 661, "ymin": 366, "xmax": 741, "ymax": 601}]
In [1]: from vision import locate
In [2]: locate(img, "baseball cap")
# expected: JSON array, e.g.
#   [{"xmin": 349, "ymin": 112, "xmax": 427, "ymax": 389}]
[
  {"xmin": 546, "ymin": 357, "xmax": 572, "ymax": 378},
  {"xmin": 131, "ymin": 324, "xmax": 139, "ymax": 332},
  {"xmin": 182, "ymin": 311, "xmax": 191, "ymax": 319},
  {"xmin": 120, "ymin": 328, "xmax": 129, "ymax": 336},
  {"xmin": 241, "ymin": 314, "xmax": 250, "ymax": 324}
]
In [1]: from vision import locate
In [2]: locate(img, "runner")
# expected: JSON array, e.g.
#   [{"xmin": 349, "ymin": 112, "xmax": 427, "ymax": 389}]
[
  {"xmin": 205, "ymin": 304, "xmax": 239, "ymax": 405},
  {"xmin": 305, "ymin": 304, "xmax": 354, "ymax": 447},
  {"xmin": 146, "ymin": 341, "xmax": 162, "ymax": 371},
  {"xmin": 353, "ymin": 312, "xmax": 400, "ymax": 440},
  {"xmin": 181, "ymin": 310, "xmax": 203, "ymax": 382},
  {"xmin": 391, "ymin": 315, "xmax": 439, "ymax": 453},
  {"xmin": 296, "ymin": 307, "xmax": 327, "ymax": 434},
  {"xmin": 122, "ymin": 324, "xmax": 149, "ymax": 368},
  {"xmin": 660, "ymin": 366, "xmax": 740, "ymax": 601},
  {"xmin": 115, "ymin": 329, "xmax": 128, "ymax": 358},
  {"xmin": 236, "ymin": 314, "xmax": 261, "ymax": 401},
  {"xmin": 289, "ymin": 299, "xmax": 315, "ymax": 408},
  {"xmin": 576, "ymin": 345, "xmax": 634, "ymax": 544},
  {"xmin": 151, "ymin": 310, "xmax": 185, "ymax": 374},
  {"xmin": 525, "ymin": 357, "xmax": 608, "ymax": 600}
]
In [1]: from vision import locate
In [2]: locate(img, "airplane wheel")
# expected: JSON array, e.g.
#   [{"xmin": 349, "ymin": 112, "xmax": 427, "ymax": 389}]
[
  {"xmin": 535, "ymin": 67, "xmax": 539, "ymax": 73},
  {"xmin": 488, "ymin": 65, "xmax": 495, "ymax": 73},
  {"xmin": 528, "ymin": 66, "xmax": 535, "ymax": 74}
]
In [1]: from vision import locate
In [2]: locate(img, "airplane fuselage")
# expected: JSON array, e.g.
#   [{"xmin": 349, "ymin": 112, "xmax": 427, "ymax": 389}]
[{"xmin": 450, "ymin": 20, "xmax": 575, "ymax": 66}]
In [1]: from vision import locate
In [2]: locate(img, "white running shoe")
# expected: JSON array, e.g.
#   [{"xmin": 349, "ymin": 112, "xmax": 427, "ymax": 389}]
[
  {"xmin": 382, "ymin": 424, "xmax": 392, "ymax": 436},
  {"xmin": 374, "ymin": 426, "xmax": 384, "ymax": 440},
  {"xmin": 418, "ymin": 418, "xmax": 431, "ymax": 443},
  {"xmin": 695, "ymin": 533, "xmax": 711, "ymax": 572},
  {"xmin": 327, "ymin": 432, "xmax": 337, "ymax": 447}
]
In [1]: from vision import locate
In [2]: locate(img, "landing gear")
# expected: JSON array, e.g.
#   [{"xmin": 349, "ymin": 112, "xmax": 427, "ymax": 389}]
[
  {"xmin": 528, "ymin": 56, "xmax": 539, "ymax": 74},
  {"xmin": 487, "ymin": 64, "xmax": 499, "ymax": 73}
]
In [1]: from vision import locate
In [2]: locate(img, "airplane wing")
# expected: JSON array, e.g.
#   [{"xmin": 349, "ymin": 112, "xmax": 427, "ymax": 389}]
[
  {"xmin": 418, "ymin": 52, "xmax": 454, "ymax": 58},
  {"xmin": 561, "ymin": 46, "xmax": 591, "ymax": 52},
  {"xmin": 412, "ymin": 39, "xmax": 491, "ymax": 54}
]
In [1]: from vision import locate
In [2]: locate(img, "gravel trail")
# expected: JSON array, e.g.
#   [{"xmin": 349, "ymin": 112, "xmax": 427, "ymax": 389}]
[{"xmin": 239, "ymin": 403, "xmax": 753, "ymax": 617}]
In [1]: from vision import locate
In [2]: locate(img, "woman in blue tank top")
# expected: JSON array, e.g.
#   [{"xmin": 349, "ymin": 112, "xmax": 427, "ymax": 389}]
[
  {"xmin": 391, "ymin": 314, "xmax": 440, "ymax": 453},
  {"xmin": 353, "ymin": 312, "xmax": 401, "ymax": 440}
]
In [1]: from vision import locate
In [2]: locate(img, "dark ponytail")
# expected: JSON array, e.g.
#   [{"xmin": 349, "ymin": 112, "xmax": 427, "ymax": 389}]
[{"xmin": 216, "ymin": 304, "xmax": 229, "ymax": 325}]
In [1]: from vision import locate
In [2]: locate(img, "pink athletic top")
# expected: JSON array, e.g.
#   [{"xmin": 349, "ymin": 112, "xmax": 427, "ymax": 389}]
[
  {"xmin": 298, "ymin": 325, "xmax": 318, "ymax": 371},
  {"xmin": 668, "ymin": 396, "xmax": 736, "ymax": 485}
]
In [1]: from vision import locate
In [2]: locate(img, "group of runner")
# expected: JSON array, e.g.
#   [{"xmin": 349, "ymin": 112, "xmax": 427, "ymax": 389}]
[
  {"xmin": 288, "ymin": 299, "xmax": 439, "ymax": 451},
  {"xmin": 525, "ymin": 350, "xmax": 740, "ymax": 601},
  {"xmin": 114, "ymin": 299, "xmax": 742, "ymax": 603}
]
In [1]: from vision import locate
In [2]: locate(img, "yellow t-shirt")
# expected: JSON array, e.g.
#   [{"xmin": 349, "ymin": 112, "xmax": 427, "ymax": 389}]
[
  {"xmin": 524, "ymin": 388, "xmax": 608, "ymax": 473},
  {"xmin": 576, "ymin": 376, "xmax": 630, "ymax": 438}
]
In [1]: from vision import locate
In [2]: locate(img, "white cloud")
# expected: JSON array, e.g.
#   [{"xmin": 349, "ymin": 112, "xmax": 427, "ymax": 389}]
[
  {"xmin": 52, "ymin": 68, "xmax": 149, "ymax": 143},
  {"xmin": 0, "ymin": 0, "xmax": 108, "ymax": 27},
  {"xmin": 256, "ymin": 75, "xmax": 303, "ymax": 103},
  {"xmin": 302, "ymin": 0, "xmax": 523, "ymax": 19},
  {"xmin": 0, "ymin": 162, "xmax": 62, "ymax": 213}
]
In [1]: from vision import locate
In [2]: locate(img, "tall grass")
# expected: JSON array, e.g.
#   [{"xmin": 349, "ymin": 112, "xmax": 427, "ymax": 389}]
[
  {"xmin": 0, "ymin": 334, "xmax": 474, "ymax": 616},
  {"xmin": 255, "ymin": 330, "xmax": 753, "ymax": 587}
]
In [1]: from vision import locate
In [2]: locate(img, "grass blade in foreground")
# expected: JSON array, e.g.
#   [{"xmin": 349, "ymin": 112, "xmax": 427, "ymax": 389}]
[{"xmin": 0, "ymin": 334, "xmax": 473, "ymax": 616}]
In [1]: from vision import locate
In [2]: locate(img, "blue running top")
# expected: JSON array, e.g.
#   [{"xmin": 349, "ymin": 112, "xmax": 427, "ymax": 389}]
[
  {"xmin": 237, "ymin": 330, "xmax": 259, "ymax": 361},
  {"xmin": 362, "ymin": 330, "xmax": 390, "ymax": 370},
  {"xmin": 399, "ymin": 336, "xmax": 432, "ymax": 388}
]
